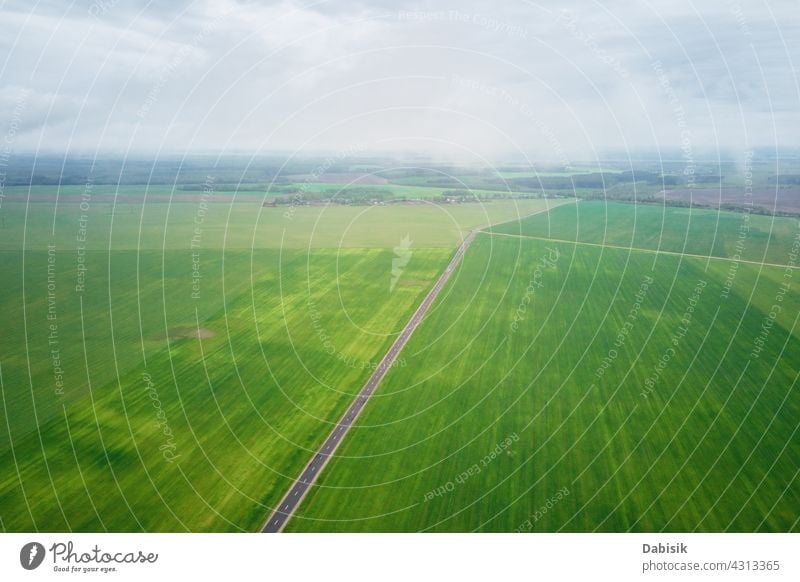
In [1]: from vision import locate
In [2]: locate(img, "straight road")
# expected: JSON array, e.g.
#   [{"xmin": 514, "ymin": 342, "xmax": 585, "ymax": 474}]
[
  {"xmin": 261, "ymin": 202, "xmax": 569, "ymax": 532},
  {"xmin": 261, "ymin": 229, "xmax": 478, "ymax": 532}
]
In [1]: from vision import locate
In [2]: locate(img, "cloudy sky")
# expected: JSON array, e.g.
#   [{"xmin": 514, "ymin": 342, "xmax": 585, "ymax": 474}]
[{"xmin": 0, "ymin": 0, "xmax": 798, "ymax": 161}]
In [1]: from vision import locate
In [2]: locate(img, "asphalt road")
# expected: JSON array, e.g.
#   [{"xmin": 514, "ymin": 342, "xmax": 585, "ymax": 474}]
[{"xmin": 261, "ymin": 229, "xmax": 478, "ymax": 532}]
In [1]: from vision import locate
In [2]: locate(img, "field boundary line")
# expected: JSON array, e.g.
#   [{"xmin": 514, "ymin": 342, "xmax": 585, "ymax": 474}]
[{"xmin": 483, "ymin": 231, "xmax": 800, "ymax": 270}]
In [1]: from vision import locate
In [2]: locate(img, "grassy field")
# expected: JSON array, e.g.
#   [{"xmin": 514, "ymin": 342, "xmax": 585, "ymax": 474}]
[
  {"xmin": 280, "ymin": 182, "xmax": 521, "ymax": 201},
  {"xmin": 492, "ymin": 201, "xmax": 800, "ymax": 266},
  {"xmin": 0, "ymin": 245, "xmax": 458, "ymax": 531},
  {"xmin": 2, "ymin": 188, "xmax": 529, "ymax": 530},
  {"xmin": 0, "ymin": 244, "xmax": 462, "ymax": 531},
  {"xmin": 1, "ymin": 181, "xmax": 548, "ymax": 202},
  {"xmin": 3, "ymin": 191, "xmax": 797, "ymax": 533},
  {"xmin": 0, "ymin": 199, "xmax": 569, "ymax": 251},
  {"xmin": 0, "ymin": 194, "xmax": 567, "ymax": 530},
  {"xmin": 288, "ymin": 232, "xmax": 800, "ymax": 532}
]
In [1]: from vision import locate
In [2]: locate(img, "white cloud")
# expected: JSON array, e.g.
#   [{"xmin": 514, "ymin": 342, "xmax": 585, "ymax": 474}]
[{"xmin": 0, "ymin": 0, "xmax": 796, "ymax": 160}]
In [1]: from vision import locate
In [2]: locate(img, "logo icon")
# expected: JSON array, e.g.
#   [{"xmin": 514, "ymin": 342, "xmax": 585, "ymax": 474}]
[
  {"xmin": 390, "ymin": 234, "xmax": 413, "ymax": 292},
  {"xmin": 20, "ymin": 542, "xmax": 46, "ymax": 570}
]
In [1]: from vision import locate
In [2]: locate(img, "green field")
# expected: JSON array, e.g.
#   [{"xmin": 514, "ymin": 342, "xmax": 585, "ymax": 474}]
[
  {"xmin": 492, "ymin": 200, "xmax": 800, "ymax": 266},
  {"xmin": 1, "ymin": 196, "xmax": 486, "ymax": 530},
  {"xmin": 0, "ymin": 181, "xmax": 546, "ymax": 202},
  {"xmin": 1, "ymin": 194, "xmax": 797, "ymax": 532},
  {"xmin": 287, "ymin": 212, "xmax": 800, "ymax": 532},
  {"xmin": 279, "ymin": 182, "xmax": 519, "ymax": 201},
  {"xmin": 0, "ymin": 245, "xmax": 460, "ymax": 531},
  {"xmin": 0, "ymin": 199, "xmax": 567, "ymax": 251},
  {"xmin": 0, "ymin": 193, "xmax": 569, "ymax": 531}
]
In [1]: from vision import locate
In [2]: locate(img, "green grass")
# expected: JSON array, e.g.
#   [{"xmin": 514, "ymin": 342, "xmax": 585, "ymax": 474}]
[
  {"xmin": 4, "ymin": 189, "xmax": 797, "ymax": 533},
  {"xmin": 281, "ymin": 182, "xmax": 518, "ymax": 200},
  {"xmin": 2, "ymin": 190, "xmax": 519, "ymax": 530},
  {"xmin": 0, "ymin": 199, "xmax": 570, "ymax": 251},
  {"xmin": 2, "ymin": 181, "xmax": 548, "ymax": 201},
  {"xmin": 0, "ymin": 246, "xmax": 454, "ymax": 531},
  {"xmin": 491, "ymin": 201, "xmax": 800, "ymax": 266},
  {"xmin": 288, "ymin": 233, "xmax": 800, "ymax": 532},
  {"xmin": 0, "ymin": 191, "xmax": 565, "ymax": 531}
]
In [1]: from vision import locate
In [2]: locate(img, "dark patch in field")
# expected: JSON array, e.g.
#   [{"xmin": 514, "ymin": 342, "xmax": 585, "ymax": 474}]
[{"xmin": 154, "ymin": 327, "xmax": 217, "ymax": 340}]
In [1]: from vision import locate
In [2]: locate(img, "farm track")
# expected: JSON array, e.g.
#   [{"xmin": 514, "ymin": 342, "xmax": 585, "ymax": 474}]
[{"xmin": 486, "ymin": 231, "xmax": 800, "ymax": 270}]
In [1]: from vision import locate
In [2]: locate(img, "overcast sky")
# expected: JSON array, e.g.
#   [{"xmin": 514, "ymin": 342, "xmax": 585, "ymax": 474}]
[{"xmin": 0, "ymin": 0, "xmax": 798, "ymax": 162}]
